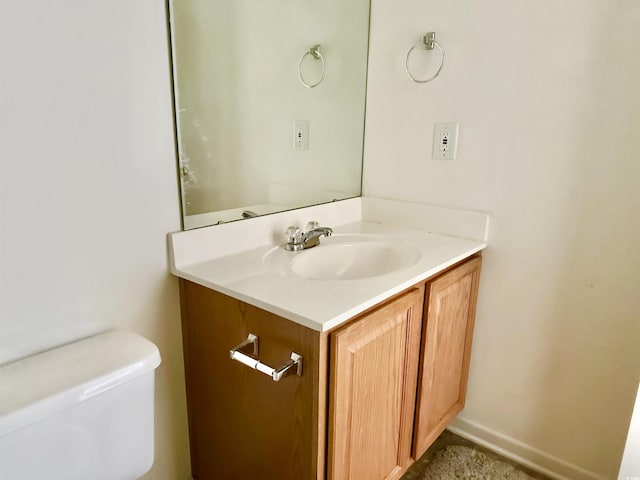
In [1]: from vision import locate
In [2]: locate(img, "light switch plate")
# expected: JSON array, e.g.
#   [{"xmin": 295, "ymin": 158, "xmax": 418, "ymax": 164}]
[{"xmin": 433, "ymin": 122, "xmax": 459, "ymax": 160}]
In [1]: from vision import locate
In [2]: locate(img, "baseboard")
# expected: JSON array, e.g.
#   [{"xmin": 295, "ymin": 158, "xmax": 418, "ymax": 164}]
[{"xmin": 448, "ymin": 416, "xmax": 609, "ymax": 480}]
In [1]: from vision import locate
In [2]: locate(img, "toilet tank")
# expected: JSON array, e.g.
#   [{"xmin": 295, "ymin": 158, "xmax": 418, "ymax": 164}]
[{"xmin": 0, "ymin": 331, "xmax": 161, "ymax": 480}]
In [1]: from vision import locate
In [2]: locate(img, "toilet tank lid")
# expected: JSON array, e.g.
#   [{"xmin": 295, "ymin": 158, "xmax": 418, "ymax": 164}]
[{"xmin": 0, "ymin": 331, "xmax": 161, "ymax": 437}]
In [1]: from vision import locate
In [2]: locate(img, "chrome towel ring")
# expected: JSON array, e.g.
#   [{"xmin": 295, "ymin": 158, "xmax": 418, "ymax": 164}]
[
  {"xmin": 405, "ymin": 32, "xmax": 445, "ymax": 84},
  {"xmin": 298, "ymin": 44, "xmax": 325, "ymax": 89}
]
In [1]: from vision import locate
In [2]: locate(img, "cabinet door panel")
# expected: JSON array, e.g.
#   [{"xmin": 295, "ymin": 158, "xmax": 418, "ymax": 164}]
[
  {"xmin": 328, "ymin": 287, "xmax": 424, "ymax": 480},
  {"xmin": 413, "ymin": 256, "xmax": 482, "ymax": 458}
]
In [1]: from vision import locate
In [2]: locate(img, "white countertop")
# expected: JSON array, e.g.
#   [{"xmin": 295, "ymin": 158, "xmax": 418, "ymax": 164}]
[{"xmin": 169, "ymin": 197, "xmax": 489, "ymax": 332}]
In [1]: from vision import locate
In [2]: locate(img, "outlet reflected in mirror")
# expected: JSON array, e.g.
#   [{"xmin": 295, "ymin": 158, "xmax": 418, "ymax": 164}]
[{"xmin": 169, "ymin": 0, "xmax": 371, "ymax": 229}]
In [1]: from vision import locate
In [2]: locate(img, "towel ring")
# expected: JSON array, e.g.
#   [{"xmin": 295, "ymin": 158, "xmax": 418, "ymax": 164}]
[
  {"xmin": 405, "ymin": 32, "xmax": 445, "ymax": 84},
  {"xmin": 298, "ymin": 44, "xmax": 325, "ymax": 89}
]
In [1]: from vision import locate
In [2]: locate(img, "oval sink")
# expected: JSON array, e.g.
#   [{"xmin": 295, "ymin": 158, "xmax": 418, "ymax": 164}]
[{"xmin": 290, "ymin": 241, "xmax": 419, "ymax": 280}]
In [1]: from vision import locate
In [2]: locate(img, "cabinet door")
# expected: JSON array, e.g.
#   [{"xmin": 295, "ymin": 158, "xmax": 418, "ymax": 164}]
[
  {"xmin": 328, "ymin": 287, "xmax": 424, "ymax": 480},
  {"xmin": 413, "ymin": 256, "xmax": 482, "ymax": 458}
]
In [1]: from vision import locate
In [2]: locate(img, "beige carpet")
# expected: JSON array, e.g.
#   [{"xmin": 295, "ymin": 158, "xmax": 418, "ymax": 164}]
[{"xmin": 418, "ymin": 445, "xmax": 535, "ymax": 480}]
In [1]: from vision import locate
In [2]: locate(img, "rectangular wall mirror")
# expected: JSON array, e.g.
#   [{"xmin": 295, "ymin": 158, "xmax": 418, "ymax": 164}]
[{"xmin": 169, "ymin": 0, "xmax": 371, "ymax": 229}]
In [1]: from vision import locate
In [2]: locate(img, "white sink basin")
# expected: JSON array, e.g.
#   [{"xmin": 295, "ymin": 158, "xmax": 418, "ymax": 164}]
[{"xmin": 271, "ymin": 235, "xmax": 420, "ymax": 281}]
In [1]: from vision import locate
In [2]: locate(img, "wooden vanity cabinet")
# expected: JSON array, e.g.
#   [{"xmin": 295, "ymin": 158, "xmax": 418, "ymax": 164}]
[{"xmin": 179, "ymin": 255, "xmax": 481, "ymax": 480}]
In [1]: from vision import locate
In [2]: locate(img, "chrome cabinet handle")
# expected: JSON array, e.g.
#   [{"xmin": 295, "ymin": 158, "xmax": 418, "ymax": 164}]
[{"xmin": 230, "ymin": 333, "xmax": 303, "ymax": 382}]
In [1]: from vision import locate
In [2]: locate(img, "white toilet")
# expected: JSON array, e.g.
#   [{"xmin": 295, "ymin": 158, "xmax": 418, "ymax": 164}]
[{"xmin": 0, "ymin": 331, "xmax": 161, "ymax": 480}]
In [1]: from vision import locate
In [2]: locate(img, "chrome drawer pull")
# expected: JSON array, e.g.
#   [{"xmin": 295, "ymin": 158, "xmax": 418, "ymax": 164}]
[{"xmin": 230, "ymin": 333, "xmax": 303, "ymax": 382}]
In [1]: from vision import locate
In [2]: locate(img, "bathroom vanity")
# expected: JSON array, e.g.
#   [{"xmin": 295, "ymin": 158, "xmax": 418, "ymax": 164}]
[{"xmin": 170, "ymin": 197, "xmax": 489, "ymax": 480}]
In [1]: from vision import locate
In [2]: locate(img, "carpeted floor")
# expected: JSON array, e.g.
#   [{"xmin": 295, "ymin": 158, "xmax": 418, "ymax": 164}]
[
  {"xmin": 415, "ymin": 445, "xmax": 535, "ymax": 479},
  {"xmin": 401, "ymin": 431, "xmax": 551, "ymax": 480}
]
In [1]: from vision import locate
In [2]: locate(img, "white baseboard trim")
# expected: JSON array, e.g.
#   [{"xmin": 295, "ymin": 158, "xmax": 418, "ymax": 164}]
[{"xmin": 448, "ymin": 416, "xmax": 609, "ymax": 480}]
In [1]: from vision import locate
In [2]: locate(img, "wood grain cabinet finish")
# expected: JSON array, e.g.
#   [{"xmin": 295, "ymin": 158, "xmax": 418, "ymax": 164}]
[
  {"xmin": 413, "ymin": 256, "xmax": 482, "ymax": 458},
  {"xmin": 179, "ymin": 280, "xmax": 326, "ymax": 480},
  {"xmin": 327, "ymin": 287, "xmax": 424, "ymax": 480},
  {"xmin": 179, "ymin": 255, "xmax": 481, "ymax": 480}
]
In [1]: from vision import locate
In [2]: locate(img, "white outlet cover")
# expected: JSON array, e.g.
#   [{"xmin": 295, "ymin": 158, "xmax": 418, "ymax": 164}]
[
  {"xmin": 293, "ymin": 120, "xmax": 309, "ymax": 150},
  {"xmin": 433, "ymin": 122, "xmax": 459, "ymax": 160}
]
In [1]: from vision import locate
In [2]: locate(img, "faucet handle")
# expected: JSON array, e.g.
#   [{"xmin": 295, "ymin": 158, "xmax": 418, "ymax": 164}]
[
  {"xmin": 305, "ymin": 221, "xmax": 319, "ymax": 232},
  {"xmin": 285, "ymin": 225, "xmax": 303, "ymax": 244}
]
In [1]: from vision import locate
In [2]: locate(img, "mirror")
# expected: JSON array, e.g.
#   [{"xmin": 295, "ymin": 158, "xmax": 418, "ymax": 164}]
[{"xmin": 169, "ymin": 0, "xmax": 371, "ymax": 229}]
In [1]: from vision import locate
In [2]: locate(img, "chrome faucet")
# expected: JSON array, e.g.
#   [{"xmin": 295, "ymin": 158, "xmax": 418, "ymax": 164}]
[{"xmin": 284, "ymin": 221, "xmax": 333, "ymax": 251}]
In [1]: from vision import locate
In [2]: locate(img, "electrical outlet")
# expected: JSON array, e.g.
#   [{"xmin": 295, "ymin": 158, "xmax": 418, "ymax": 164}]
[
  {"xmin": 433, "ymin": 122, "xmax": 459, "ymax": 160},
  {"xmin": 293, "ymin": 120, "xmax": 309, "ymax": 150}
]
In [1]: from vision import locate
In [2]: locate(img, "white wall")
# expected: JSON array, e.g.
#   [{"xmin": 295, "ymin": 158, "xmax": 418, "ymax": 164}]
[
  {"xmin": 363, "ymin": 1, "xmax": 640, "ymax": 479},
  {"xmin": 0, "ymin": 1, "xmax": 190, "ymax": 479},
  {"xmin": 618, "ymin": 381, "xmax": 640, "ymax": 480}
]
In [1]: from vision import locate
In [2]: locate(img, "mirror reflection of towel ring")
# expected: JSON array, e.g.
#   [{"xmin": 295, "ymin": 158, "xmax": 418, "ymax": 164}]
[
  {"xmin": 298, "ymin": 44, "xmax": 325, "ymax": 88},
  {"xmin": 405, "ymin": 32, "xmax": 445, "ymax": 84}
]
